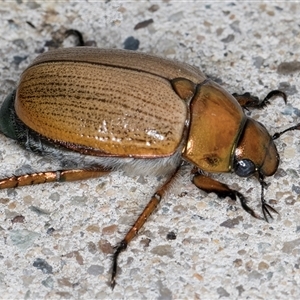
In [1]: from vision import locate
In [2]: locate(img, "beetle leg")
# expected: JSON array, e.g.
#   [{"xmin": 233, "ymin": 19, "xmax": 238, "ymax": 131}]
[
  {"xmin": 111, "ymin": 166, "xmax": 181, "ymax": 289},
  {"xmin": 65, "ymin": 29, "xmax": 85, "ymax": 46},
  {"xmin": 261, "ymin": 203, "xmax": 278, "ymax": 221},
  {"xmin": 272, "ymin": 123, "xmax": 300, "ymax": 140},
  {"xmin": 258, "ymin": 175, "xmax": 279, "ymax": 222},
  {"xmin": 0, "ymin": 169, "xmax": 110, "ymax": 189},
  {"xmin": 192, "ymin": 173, "xmax": 263, "ymax": 220},
  {"xmin": 233, "ymin": 90, "xmax": 287, "ymax": 109}
]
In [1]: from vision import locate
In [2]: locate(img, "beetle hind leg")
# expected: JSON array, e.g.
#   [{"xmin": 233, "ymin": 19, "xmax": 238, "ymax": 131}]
[
  {"xmin": 192, "ymin": 173, "xmax": 263, "ymax": 220},
  {"xmin": 0, "ymin": 169, "xmax": 111, "ymax": 189}
]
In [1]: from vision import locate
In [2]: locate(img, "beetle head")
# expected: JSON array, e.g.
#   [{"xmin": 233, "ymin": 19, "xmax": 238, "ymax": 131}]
[{"xmin": 233, "ymin": 118, "xmax": 279, "ymax": 178}]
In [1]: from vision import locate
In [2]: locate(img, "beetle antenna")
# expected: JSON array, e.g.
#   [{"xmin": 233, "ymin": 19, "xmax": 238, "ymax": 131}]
[
  {"xmin": 258, "ymin": 173, "xmax": 278, "ymax": 222},
  {"xmin": 272, "ymin": 123, "xmax": 300, "ymax": 140}
]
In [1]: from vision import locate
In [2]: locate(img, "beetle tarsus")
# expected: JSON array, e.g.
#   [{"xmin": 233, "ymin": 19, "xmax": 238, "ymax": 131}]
[
  {"xmin": 262, "ymin": 90, "xmax": 287, "ymax": 107},
  {"xmin": 111, "ymin": 240, "xmax": 128, "ymax": 290},
  {"xmin": 235, "ymin": 191, "xmax": 263, "ymax": 220},
  {"xmin": 262, "ymin": 202, "xmax": 278, "ymax": 222},
  {"xmin": 258, "ymin": 174, "xmax": 278, "ymax": 222}
]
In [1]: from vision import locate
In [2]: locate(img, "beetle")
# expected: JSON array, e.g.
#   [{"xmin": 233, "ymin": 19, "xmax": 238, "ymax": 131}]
[{"xmin": 0, "ymin": 47, "xmax": 298, "ymax": 288}]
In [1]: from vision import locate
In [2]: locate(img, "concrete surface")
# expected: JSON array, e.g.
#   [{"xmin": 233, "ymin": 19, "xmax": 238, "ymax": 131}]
[{"xmin": 0, "ymin": 1, "xmax": 300, "ymax": 299}]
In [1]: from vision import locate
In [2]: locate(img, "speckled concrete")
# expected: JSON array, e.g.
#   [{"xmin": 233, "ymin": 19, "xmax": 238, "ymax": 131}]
[{"xmin": 0, "ymin": 1, "xmax": 300, "ymax": 299}]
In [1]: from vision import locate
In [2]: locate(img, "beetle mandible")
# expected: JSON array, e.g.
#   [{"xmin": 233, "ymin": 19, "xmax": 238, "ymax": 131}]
[{"xmin": 0, "ymin": 47, "xmax": 298, "ymax": 288}]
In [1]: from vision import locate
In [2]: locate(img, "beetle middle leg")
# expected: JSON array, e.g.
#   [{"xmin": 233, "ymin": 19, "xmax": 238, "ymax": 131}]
[
  {"xmin": 0, "ymin": 169, "xmax": 111, "ymax": 189},
  {"xmin": 111, "ymin": 165, "xmax": 181, "ymax": 289},
  {"xmin": 192, "ymin": 172, "xmax": 277, "ymax": 221}
]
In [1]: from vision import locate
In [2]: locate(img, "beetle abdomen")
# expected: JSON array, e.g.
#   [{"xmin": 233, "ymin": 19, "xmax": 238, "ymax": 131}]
[{"xmin": 15, "ymin": 57, "xmax": 189, "ymax": 158}]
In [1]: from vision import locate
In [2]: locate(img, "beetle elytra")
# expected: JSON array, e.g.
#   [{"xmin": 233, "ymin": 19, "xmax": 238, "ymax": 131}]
[{"xmin": 0, "ymin": 47, "xmax": 298, "ymax": 288}]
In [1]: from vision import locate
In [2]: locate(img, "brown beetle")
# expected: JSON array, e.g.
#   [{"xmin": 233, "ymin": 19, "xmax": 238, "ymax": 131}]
[{"xmin": 0, "ymin": 47, "xmax": 298, "ymax": 288}]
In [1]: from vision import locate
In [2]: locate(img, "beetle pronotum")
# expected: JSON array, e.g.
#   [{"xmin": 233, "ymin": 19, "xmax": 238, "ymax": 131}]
[{"xmin": 0, "ymin": 47, "xmax": 298, "ymax": 288}]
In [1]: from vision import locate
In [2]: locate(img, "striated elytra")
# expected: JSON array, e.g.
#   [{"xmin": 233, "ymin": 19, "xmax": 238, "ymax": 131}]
[{"xmin": 0, "ymin": 47, "xmax": 298, "ymax": 288}]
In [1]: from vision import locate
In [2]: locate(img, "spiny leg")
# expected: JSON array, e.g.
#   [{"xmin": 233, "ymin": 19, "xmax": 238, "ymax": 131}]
[
  {"xmin": 257, "ymin": 174, "xmax": 278, "ymax": 222},
  {"xmin": 233, "ymin": 90, "xmax": 299, "ymax": 219},
  {"xmin": 0, "ymin": 169, "xmax": 111, "ymax": 189},
  {"xmin": 192, "ymin": 172, "xmax": 270, "ymax": 221},
  {"xmin": 233, "ymin": 90, "xmax": 287, "ymax": 109},
  {"xmin": 233, "ymin": 89, "xmax": 300, "ymax": 148},
  {"xmin": 111, "ymin": 165, "xmax": 181, "ymax": 289}
]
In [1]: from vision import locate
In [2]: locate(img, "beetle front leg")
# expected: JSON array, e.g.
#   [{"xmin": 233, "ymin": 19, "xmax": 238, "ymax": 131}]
[
  {"xmin": 0, "ymin": 169, "xmax": 110, "ymax": 189},
  {"xmin": 192, "ymin": 172, "xmax": 263, "ymax": 220},
  {"xmin": 233, "ymin": 90, "xmax": 287, "ymax": 109},
  {"xmin": 111, "ymin": 165, "xmax": 181, "ymax": 289}
]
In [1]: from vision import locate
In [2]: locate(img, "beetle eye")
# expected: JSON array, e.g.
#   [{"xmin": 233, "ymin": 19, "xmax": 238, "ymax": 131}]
[{"xmin": 234, "ymin": 159, "xmax": 256, "ymax": 177}]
